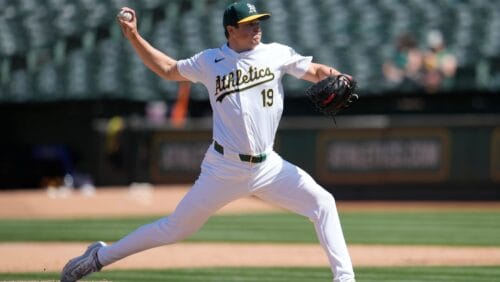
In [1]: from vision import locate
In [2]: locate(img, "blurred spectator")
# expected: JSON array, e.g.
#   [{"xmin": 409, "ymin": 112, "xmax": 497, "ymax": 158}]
[
  {"xmin": 106, "ymin": 116, "xmax": 125, "ymax": 169},
  {"xmin": 32, "ymin": 144, "xmax": 95, "ymax": 192},
  {"xmin": 383, "ymin": 33, "xmax": 424, "ymax": 91},
  {"xmin": 170, "ymin": 81, "xmax": 191, "ymax": 128},
  {"xmin": 422, "ymin": 30, "xmax": 457, "ymax": 93},
  {"xmin": 33, "ymin": 144, "xmax": 73, "ymax": 188},
  {"xmin": 146, "ymin": 101, "xmax": 167, "ymax": 124}
]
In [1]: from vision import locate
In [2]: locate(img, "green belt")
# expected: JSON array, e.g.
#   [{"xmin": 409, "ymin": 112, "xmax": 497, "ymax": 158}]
[{"xmin": 214, "ymin": 141, "xmax": 267, "ymax": 163}]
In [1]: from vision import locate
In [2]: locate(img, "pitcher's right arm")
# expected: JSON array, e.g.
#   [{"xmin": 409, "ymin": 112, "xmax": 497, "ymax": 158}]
[{"xmin": 117, "ymin": 7, "xmax": 188, "ymax": 82}]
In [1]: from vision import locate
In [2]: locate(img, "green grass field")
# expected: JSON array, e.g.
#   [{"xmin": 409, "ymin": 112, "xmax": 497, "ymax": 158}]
[
  {"xmin": 1, "ymin": 210, "xmax": 499, "ymax": 281},
  {"xmin": 1, "ymin": 266, "xmax": 500, "ymax": 282},
  {"xmin": 1, "ymin": 211, "xmax": 499, "ymax": 245}
]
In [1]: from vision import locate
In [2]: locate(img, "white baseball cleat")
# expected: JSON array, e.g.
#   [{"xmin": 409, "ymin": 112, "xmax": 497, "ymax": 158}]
[{"xmin": 60, "ymin": 241, "xmax": 106, "ymax": 282}]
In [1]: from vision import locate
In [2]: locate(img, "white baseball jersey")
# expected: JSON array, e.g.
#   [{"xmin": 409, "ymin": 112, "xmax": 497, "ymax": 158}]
[
  {"xmin": 96, "ymin": 42, "xmax": 355, "ymax": 282},
  {"xmin": 177, "ymin": 42, "xmax": 312, "ymax": 155}
]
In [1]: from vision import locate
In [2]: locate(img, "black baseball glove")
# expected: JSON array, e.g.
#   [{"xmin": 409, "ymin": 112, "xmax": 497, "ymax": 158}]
[{"xmin": 305, "ymin": 74, "xmax": 359, "ymax": 123}]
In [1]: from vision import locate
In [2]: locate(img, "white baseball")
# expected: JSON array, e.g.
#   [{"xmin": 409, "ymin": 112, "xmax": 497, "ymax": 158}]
[{"xmin": 118, "ymin": 10, "xmax": 133, "ymax": 21}]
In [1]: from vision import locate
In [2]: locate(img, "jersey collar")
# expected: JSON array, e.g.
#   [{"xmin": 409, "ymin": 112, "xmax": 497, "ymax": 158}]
[{"xmin": 222, "ymin": 42, "xmax": 264, "ymax": 58}]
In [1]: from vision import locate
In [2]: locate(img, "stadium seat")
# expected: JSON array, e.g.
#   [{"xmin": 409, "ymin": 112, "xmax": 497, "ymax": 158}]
[
  {"xmin": 260, "ymin": 0, "xmax": 292, "ymax": 45},
  {"xmin": 95, "ymin": 38, "xmax": 125, "ymax": 96},
  {"xmin": 152, "ymin": 19, "xmax": 180, "ymax": 100},
  {"xmin": 52, "ymin": 1, "xmax": 84, "ymax": 37},
  {"xmin": 0, "ymin": 58, "xmax": 9, "ymax": 85},
  {"xmin": 77, "ymin": 0, "xmax": 110, "ymax": 29},
  {"xmin": 2, "ymin": 0, "xmax": 500, "ymax": 102},
  {"xmin": 151, "ymin": 21, "xmax": 179, "ymax": 59},
  {"xmin": 207, "ymin": 3, "xmax": 227, "ymax": 46},
  {"xmin": 291, "ymin": 0, "xmax": 322, "ymax": 51},
  {"xmin": 178, "ymin": 10, "xmax": 205, "ymax": 56},
  {"xmin": 22, "ymin": 7, "xmax": 54, "ymax": 50},
  {"xmin": 138, "ymin": 0, "xmax": 162, "ymax": 10},
  {"xmin": 35, "ymin": 61, "xmax": 64, "ymax": 101},
  {"xmin": 7, "ymin": 69, "xmax": 34, "ymax": 102},
  {"xmin": 65, "ymin": 49, "xmax": 95, "ymax": 99},
  {"xmin": 123, "ymin": 44, "xmax": 158, "ymax": 101},
  {"xmin": 0, "ymin": 20, "xmax": 27, "ymax": 56}
]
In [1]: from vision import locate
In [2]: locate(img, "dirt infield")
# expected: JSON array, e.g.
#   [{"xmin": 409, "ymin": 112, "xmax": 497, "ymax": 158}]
[
  {"xmin": 1, "ymin": 185, "xmax": 500, "ymax": 273},
  {"xmin": 3, "ymin": 242, "xmax": 500, "ymax": 273},
  {"xmin": 3, "ymin": 185, "xmax": 500, "ymax": 219}
]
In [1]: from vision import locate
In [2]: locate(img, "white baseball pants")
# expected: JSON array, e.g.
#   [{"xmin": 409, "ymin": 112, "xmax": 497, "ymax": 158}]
[{"xmin": 97, "ymin": 145, "xmax": 355, "ymax": 282}]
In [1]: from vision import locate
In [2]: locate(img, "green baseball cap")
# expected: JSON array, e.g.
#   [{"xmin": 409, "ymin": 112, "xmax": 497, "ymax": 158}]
[{"xmin": 223, "ymin": 1, "xmax": 271, "ymax": 27}]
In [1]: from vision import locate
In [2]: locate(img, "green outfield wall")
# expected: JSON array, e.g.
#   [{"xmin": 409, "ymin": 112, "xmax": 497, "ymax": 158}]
[{"xmin": 91, "ymin": 114, "xmax": 500, "ymax": 200}]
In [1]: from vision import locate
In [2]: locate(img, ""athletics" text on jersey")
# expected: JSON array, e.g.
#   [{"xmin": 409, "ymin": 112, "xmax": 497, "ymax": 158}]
[{"xmin": 215, "ymin": 66, "xmax": 275, "ymax": 102}]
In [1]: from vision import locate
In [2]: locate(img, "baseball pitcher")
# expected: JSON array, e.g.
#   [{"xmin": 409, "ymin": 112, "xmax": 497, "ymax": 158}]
[{"xmin": 61, "ymin": 2, "xmax": 356, "ymax": 282}]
